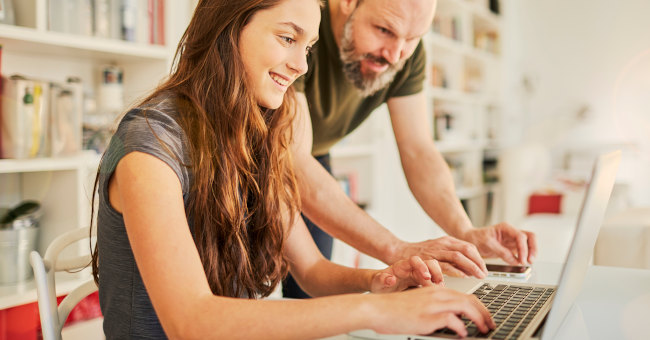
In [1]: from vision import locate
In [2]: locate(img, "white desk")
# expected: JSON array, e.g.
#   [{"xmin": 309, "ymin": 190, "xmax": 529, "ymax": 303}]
[{"xmin": 324, "ymin": 262, "xmax": 650, "ymax": 340}]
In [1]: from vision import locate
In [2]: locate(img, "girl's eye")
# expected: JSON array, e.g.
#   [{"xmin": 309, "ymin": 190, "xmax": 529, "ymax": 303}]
[{"xmin": 280, "ymin": 36, "xmax": 296, "ymax": 45}]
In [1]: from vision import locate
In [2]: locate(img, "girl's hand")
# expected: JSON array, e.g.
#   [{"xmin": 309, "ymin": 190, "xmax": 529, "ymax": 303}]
[
  {"xmin": 370, "ymin": 256, "xmax": 444, "ymax": 293},
  {"xmin": 369, "ymin": 286, "xmax": 496, "ymax": 337}
]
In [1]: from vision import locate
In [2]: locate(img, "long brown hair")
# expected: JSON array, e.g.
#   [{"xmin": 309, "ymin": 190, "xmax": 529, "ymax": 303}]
[{"xmin": 91, "ymin": 0, "xmax": 303, "ymax": 298}]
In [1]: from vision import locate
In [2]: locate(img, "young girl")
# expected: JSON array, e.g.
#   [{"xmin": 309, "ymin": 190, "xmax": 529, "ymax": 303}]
[{"xmin": 91, "ymin": 0, "xmax": 494, "ymax": 338}]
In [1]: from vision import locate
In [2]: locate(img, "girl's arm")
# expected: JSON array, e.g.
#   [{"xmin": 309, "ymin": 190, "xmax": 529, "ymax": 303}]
[
  {"xmin": 113, "ymin": 151, "xmax": 494, "ymax": 340},
  {"xmin": 282, "ymin": 215, "xmax": 444, "ymax": 297}
]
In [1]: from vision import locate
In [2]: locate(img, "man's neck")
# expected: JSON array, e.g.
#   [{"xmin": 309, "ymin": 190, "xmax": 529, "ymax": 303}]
[{"xmin": 328, "ymin": 0, "xmax": 345, "ymax": 49}]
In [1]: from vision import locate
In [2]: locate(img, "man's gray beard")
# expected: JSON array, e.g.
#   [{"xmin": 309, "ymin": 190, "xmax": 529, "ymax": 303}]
[{"xmin": 340, "ymin": 18, "xmax": 407, "ymax": 98}]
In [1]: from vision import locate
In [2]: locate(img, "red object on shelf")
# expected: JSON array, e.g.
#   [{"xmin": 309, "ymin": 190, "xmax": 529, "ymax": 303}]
[
  {"xmin": 527, "ymin": 193, "xmax": 563, "ymax": 215},
  {"xmin": 0, "ymin": 291, "xmax": 102, "ymax": 340}
]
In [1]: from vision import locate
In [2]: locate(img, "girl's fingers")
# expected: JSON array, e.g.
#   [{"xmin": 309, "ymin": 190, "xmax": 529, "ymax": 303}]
[
  {"xmin": 432, "ymin": 312, "xmax": 467, "ymax": 338},
  {"xmin": 408, "ymin": 256, "xmax": 432, "ymax": 283},
  {"xmin": 425, "ymin": 259, "xmax": 444, "ymax": 285}
]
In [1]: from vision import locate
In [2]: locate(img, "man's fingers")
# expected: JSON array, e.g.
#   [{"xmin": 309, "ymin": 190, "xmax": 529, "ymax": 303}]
[
  {"xmin": 444, "ymin": 238, "xmax": 487, "ymax": 274},
  {"xmin": 439, "ymin": 262, "xmax": 467, "ymax": 278},
  {"xmin": 434, "ymin": 251, "xmax": 486, "ymax": 278},
  {"xmin": 526, "ymin": 231, "xmax": 537, "ymax": 263},
  {"xmin": 515, "ymin": 232, "xmax": 529, "ymax": 265},
  {"xmin": 490, "ymin": 239, "xmax": 520, "ymax": 265}
]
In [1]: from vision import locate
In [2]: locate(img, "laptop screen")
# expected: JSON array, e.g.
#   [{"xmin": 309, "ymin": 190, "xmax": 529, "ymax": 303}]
[{"xmin": 541, "ymin": 151, "xmax": 621, "ymax": 339}]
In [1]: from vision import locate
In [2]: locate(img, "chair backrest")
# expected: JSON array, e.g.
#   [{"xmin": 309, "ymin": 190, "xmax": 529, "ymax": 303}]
[{"xmin": 29, "ymin": 226, "xmax": 98, "ymax": 340}]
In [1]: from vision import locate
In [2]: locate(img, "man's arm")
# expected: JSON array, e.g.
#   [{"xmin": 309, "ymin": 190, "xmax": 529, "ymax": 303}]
[
  {"xmin": 292, "ymin": 93, "xmax": 403, "ymax": 263},
  {"xmin": 387, "ymin": 93, "xmax": 473, "ymax": 237},
  {"xmin": 292, "ymin": 92, "xmax": 487, "ymax": 277},
  {"xmin": 387, "ymin": 92, "xmax": 537, "ymax": 265}
]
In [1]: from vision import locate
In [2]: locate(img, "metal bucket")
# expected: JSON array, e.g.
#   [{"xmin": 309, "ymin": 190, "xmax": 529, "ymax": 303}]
[{"xmin": 0, "ymin": 206, "xmax": 41, "ymax": 285}]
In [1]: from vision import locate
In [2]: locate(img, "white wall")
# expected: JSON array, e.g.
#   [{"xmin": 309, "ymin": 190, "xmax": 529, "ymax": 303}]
[{"xmin": 502, "ymin": 0, "xmax": 650, "ymax": 206}]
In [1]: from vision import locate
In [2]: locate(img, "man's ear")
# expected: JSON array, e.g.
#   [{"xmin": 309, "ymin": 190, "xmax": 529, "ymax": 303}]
[{"xmin": 339, "ymin": 0, "xmax": 359, "ymax": 16}]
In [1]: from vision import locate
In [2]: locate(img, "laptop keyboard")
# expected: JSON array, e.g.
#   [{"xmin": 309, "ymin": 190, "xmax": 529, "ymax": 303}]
[{"xmin": 433, "ymin": 283, "xmax": 555, "ymax": 339}]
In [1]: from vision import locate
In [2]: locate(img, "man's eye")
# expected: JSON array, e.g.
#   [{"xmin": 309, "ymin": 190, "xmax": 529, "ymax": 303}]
[{"xmin": 378, "ymin": 27, "xmax": 390, "ymax": 35}]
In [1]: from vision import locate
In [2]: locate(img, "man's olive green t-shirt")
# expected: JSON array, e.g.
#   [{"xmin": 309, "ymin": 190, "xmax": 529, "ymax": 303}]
[{"xmin": 293, "ymin": 1, "xmax": 426, "ymax": 156}]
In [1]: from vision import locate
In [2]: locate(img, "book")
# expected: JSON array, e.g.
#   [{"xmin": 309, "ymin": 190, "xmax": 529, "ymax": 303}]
[
  {"xmin": 121, "ymin": 0, "xmax": 138, "ymax": 42},
  {"xmin": 110, "ymin": 0, "xmax": 122, "ymax": 40},
  {"xmin": 151, "ymin": 0, "xmax": 165, "ymax": 45},
  {"xmin": 94, "ymin": 0, "xmax": 111, "ymax": 38},
  {"xmin": 48, "ymin": 0, "xmax": 92, "ymax": 36},
  {"xmin": 136, "ymin": 0, "xmax": 150, "ymax": 44}
]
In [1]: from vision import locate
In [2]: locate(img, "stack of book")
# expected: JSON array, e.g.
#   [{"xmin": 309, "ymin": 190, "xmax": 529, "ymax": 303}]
[
  {"xmin": 48, "ymin": 0, "xmax": 165, "ymax": 45},
  {"xmin": 432, "ymin": 15, "xmax": 462, "ymax": 42}
]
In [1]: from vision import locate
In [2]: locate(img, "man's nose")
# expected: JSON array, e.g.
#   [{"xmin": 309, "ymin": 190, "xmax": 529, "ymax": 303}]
[{"xmin": 382, "ymin": 39, "xmax": 405, "ymax": 65}]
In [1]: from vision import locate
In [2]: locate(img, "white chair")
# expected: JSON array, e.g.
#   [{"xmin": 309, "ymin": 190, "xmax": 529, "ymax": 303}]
[{"xmin": 29, "ymin": 226, "xmax": 98, "ymax": 340}]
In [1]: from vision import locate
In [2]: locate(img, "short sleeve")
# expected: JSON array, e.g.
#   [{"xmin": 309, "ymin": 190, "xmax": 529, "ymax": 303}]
[{"xmin": 100, "ymin": 108, "xmax": 191, "ymax": 194}]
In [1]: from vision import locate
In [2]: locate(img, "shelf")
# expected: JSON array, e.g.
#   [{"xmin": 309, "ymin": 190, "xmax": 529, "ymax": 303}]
[
  {"xmin": 427, "ymin": 32, "xmax": 498, "ymax": 65},
  {"xmin": 330, "ymin": 144, "xmax": 376, "ymax": 158},
  {"xmin": 428, "ymin": 86, "xmax": 501, "ymax": 107},
  {"xmin": 0, "ymin": 271, "xmax": 92, "ymax": 310},
  {"xmin": 429, "ymin": 86, "xmax": 477, "ymax": 103},
  {"xmin": 427, "ymin": 32, "xmax": 467, "ymax": 55},
  {"xmin": 0, "ymin": 151, "xmax": 101, "ymax": 174},
  {"xmin": 0, "ymin": 24, "xmax": 171, "ymax": 63}
]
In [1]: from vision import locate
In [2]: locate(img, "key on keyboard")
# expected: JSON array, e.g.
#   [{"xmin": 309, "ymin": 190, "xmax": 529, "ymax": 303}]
[{"xmin": 431, "ymin": 283, "xmax": 555, "ymax": 339}]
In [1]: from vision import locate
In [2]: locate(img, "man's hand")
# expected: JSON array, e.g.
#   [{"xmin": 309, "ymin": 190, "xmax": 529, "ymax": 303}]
[
  {"xmin": 370, "ymin": 256, "xmax": 444, "ymax": 293},
  {"xmin": 393, "ymin": 236, "xmax": 488, "ymax": 278},
  {"xmin": 460, "ymin": 223, "xmax": 537, "ymax": 265}
]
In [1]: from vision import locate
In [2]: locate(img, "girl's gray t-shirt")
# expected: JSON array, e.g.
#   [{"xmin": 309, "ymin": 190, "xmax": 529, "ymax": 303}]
[{"xmin": 97, "ymin": 94, "xmax": 192, "ymax": 339}]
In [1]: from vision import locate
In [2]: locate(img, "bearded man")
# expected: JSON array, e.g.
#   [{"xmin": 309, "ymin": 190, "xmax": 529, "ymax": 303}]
[{"xmin": 285, "ymin": 0, "xmax": 538, "ymax": 298}]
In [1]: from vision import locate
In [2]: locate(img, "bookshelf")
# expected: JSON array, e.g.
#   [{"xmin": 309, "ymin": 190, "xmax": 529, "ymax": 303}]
[
  {"xmin": 0, "ymin": 0, "xmax": 193, "ymax": 310},
  {"xmin": 425, "ymin": 0, "xmax": 504, "ymax": 227}
]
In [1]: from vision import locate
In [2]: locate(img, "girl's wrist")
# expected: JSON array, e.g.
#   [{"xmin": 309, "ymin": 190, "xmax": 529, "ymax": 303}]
[
  {"xmin": 364, "ymin": 269, "xmax": 380, "ymax": 292},
  {"xmin": 356, "ymin": 292, "xmax": 382, "ymax": 331}
]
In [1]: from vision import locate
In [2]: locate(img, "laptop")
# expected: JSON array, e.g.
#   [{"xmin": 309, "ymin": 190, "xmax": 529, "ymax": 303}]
[{"xmin": 350, "ymin": 151, "xmax": 621, "ymax": 340}]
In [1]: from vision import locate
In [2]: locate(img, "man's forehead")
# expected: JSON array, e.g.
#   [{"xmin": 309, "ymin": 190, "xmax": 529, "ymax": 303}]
[{"xmin": 359, "ymin": 0, "xmax": 436, "ymax": 35}]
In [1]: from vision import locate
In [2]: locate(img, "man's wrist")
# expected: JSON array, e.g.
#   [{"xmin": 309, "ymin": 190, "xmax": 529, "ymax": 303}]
[
  {"xmin": 447, "ymin": 221, "xmax": 475, "ymax": 240},
  {"xmin": 383, "ymin": 238, "xmax": 408, "ymax": 265}
]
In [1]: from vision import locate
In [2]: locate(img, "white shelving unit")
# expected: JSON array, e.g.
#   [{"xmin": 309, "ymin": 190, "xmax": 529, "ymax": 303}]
[
  {"xmin": 426, "ymin": 0, "xmax": 504, "ymax": 226},
  {"xmin": 0, "ymin": 0, "xmax": 193, "ymax": 310}
]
